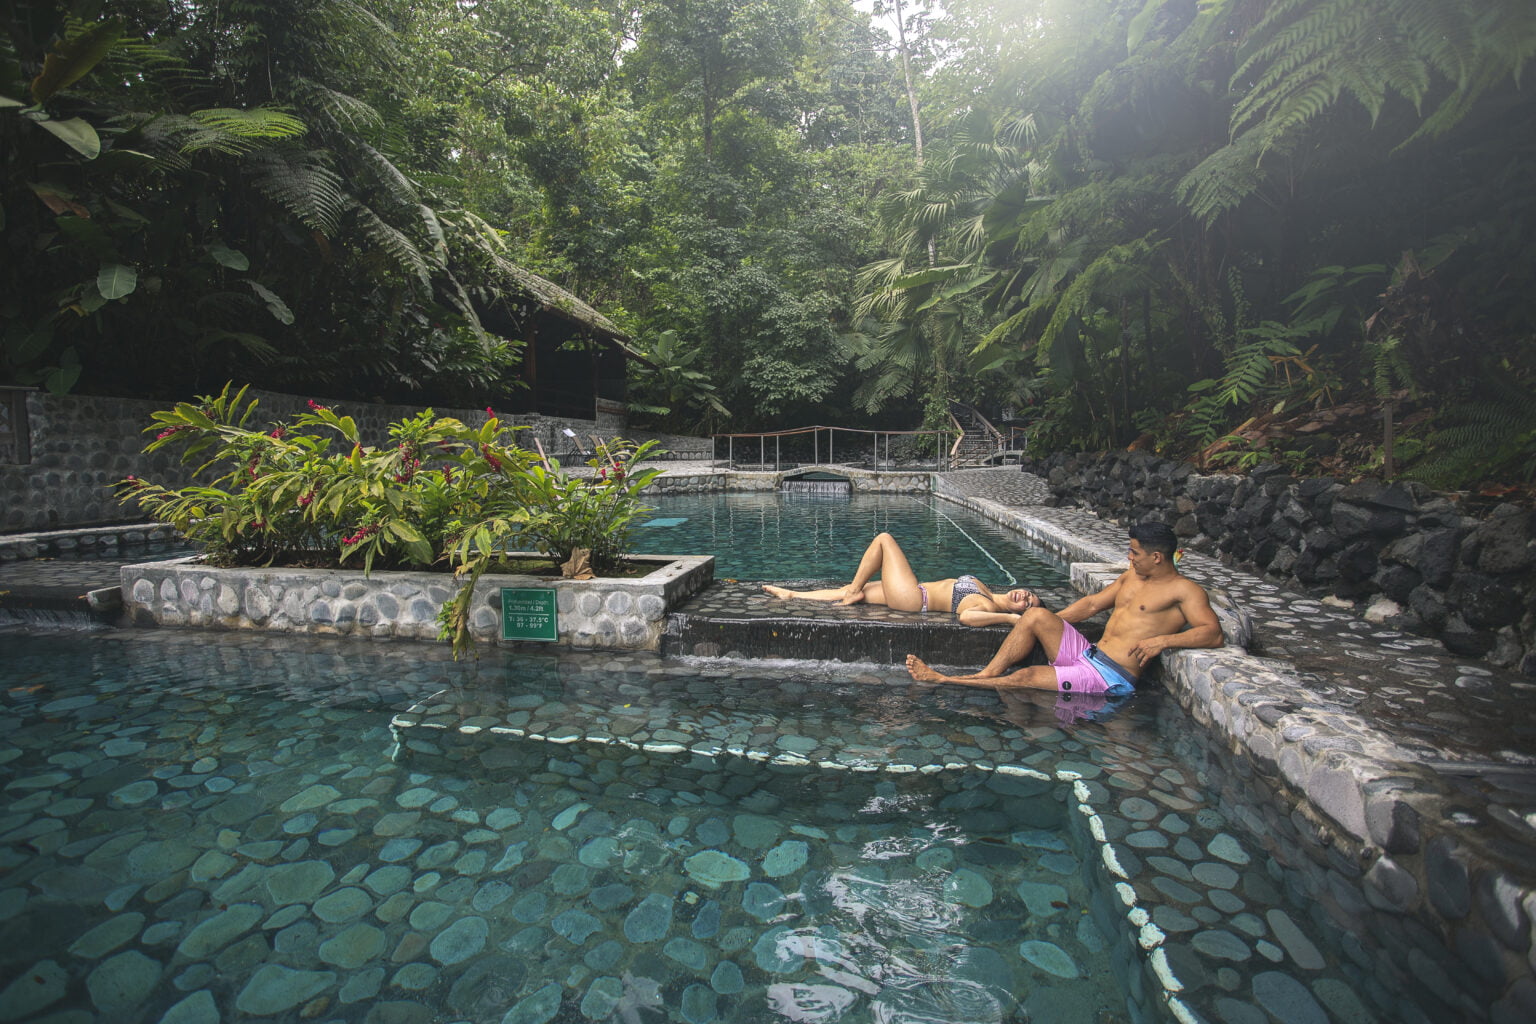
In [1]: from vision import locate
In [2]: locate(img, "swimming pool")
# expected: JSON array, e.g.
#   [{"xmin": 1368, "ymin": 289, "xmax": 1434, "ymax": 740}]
[
  {"xmin": 0, "ymin": 626, "xmax": 1399, "ymax": 1023},
  {"xmin": 629, "ymin": 493, "xmax": 1068, "ymax": 587}
]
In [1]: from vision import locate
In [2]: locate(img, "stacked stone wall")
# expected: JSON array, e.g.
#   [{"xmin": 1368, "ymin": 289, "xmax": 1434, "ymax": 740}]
[
  {"xmin": 1, "ymin": 388, "xmax": 708, "ymax": 534},
  {"xmin": 1021, "ymin": 451, "xmax": 1536, "ymax": 675}
]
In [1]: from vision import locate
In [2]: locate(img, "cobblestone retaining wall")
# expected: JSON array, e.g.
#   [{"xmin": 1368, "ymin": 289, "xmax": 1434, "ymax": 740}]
[
  {"xmin": 119, "ymin": 554, "xmax": 713, "ymax": 651},
  {"xmin": 976, "ymin": 511, "xmax": 1536, "ymax": 1020},
  {"xmin": 0, "ymin": 522, "xmax": 182, "ymax": 562},
  {"xmin": 1157, "ymin": 642, "xmax": 1536, "ymax": 1023},
  {"xmin": 1022, "ymin": 451, "xmax": 1536, "ymax": 675},
  {"xmin": 1, "ymin": 388, "xmax": 708, "ymax": 533}
]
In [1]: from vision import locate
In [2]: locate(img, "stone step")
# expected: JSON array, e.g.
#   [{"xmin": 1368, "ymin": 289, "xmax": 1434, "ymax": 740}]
[{"xmin": 658, "ymin": 580, "xmax": 1084, "ymax": 667}]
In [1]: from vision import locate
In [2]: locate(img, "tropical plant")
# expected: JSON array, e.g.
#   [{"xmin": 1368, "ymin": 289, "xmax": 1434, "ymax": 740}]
[
  {"xmin": 117, "ymin": 384, "xmax": 537, "ymax": 573},
  {"xmin": 436, "ymin": 439, "xmax": 663, "ymax": 657},
  {"xmin": 627, "ymin": 329, "xmax": 730, "ymax": 427},
  {"xmin": 120, "ymin": 383, "xmax": 667, "ymax": 658}
]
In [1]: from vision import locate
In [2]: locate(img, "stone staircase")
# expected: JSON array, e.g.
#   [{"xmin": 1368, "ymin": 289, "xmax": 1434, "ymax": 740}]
[{"xmin": 948, "ymin": 402, "xmax": 1006, "ymax": 467}]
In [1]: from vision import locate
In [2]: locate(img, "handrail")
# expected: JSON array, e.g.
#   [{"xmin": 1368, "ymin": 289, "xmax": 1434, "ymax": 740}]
[
  {"xmin": 947, "ymin": 410, "xmax": 967, "ymax": 460},
  {"xmin": 710, "ymin": 424, "xmax": 958, "ymax": 472}
]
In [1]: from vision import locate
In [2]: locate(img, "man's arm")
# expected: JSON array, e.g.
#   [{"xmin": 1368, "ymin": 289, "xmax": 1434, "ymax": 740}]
[
  {"xmin": 1057, "ymin": 573, "xmax": 1124, "ymax": 624},
  {"xmin": 1128, "ymin": 581, "xmax": 1224, "ymax": 665}
]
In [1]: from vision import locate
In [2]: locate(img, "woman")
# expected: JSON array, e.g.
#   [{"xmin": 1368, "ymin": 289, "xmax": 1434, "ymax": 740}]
[{"xmin": 762, "ymin": 532, "xmax": 1039, "ymax": 626}]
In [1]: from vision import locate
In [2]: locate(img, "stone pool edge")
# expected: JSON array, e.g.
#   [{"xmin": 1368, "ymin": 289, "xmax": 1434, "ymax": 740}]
[
  {"xmin": 119, "ymin": 554, "xmax": 714, "ymax": 652},
  {"xmin": 940, "ymin": 490, "xmax": 1536, "ymax": 1018}
]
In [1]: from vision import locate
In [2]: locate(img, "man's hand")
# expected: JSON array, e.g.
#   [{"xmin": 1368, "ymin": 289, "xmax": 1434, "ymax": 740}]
[{"xmin": 1130, "ymin": 635, "xmax": 1170, "ymax": 665}]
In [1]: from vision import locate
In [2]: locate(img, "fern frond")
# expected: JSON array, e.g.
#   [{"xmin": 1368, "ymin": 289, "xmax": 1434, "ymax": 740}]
[
  {"xmin": 352, "ymin": 141, "xmax": 420, "ymax": 212},
  {"xmin": 245, "ymin": 149, "xmax": 347, "ymax": 234},
  {"xmin": 349, "ymin": 203, "xmax": 433, "ymax": 288},
  {"xmin": 1233, "ymin": 0, "xmax": 1536, "ymax": 145},
  {"xmin": 1175, "ymin": 130, "xmax": 1274, "ymax": 225},
  {"xmin": 190, "ymin": 107, "xmax": 307, "ymax": 141},
  {"xmin": 295, "ymin": 79, "xmax": 383, "ymax": 133}
]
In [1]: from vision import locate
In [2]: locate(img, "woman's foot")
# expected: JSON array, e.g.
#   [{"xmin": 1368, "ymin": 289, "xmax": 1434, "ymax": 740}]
[
  {"xmin": 762, "ymin": 585, "xmax": 795, "ymax": 599},
  {"xmin": 837, "ymin": 586, "xmax": 866, "ymax": 606}
]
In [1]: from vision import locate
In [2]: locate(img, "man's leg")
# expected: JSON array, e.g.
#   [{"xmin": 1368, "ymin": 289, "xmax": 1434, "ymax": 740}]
[
  {"xmin": 905, "ymin": 607, "xmax": 1068, "ymax": 683},
  {"xmin": 905, "ymin": 657, "xmax": 1060, "ymax": 691}
]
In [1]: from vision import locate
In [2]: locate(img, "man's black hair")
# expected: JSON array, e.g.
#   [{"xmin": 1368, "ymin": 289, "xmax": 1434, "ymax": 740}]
[{"xmin": 1129, "ymin": 521, "xmax": 1177, "ymax": 559}]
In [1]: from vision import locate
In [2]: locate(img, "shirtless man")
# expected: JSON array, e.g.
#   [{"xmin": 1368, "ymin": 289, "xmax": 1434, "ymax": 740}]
[{"xmin": 905, "ymin": 522, "xmax": 1223, "ymax": 694}]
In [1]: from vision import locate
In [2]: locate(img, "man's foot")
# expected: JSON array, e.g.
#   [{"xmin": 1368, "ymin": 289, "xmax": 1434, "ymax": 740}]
[
  {"xmin": 762, "ymin": 585, "xmax": 794, "ymax": 599},
  {"xmin": 905, "ymin": 654, "xmax": 942, "ymax": 682}
]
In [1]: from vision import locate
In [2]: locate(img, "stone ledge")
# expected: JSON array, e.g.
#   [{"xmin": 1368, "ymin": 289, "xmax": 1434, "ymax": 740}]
[
  {"xmin": 0, "ymin": 522, "xmax": 181, "ymax": 562},
  {"xmin": 968, "ymin": 504, "xmax": 1536, "ymax": 1009},
  {"xmin": 119, "ymin": 553, "xmax": 714, "ymax": 652}
]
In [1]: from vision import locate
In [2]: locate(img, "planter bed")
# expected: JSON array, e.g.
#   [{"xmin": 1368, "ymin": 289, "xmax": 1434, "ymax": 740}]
[{"xmin": 120, "ymin": 553, "xmax": 714, "ymax": 651}]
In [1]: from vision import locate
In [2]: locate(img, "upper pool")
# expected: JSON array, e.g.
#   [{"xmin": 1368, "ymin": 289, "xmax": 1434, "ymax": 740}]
[{"xmin": 628, "ymin": 493, "xmax": 1068, "ymax": 587}]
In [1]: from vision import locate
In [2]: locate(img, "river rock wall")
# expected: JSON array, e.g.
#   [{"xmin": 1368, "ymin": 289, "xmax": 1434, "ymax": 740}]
[{"xmin": 1021, "ymin": 451, "xmax": 1536, "ymax": 675}]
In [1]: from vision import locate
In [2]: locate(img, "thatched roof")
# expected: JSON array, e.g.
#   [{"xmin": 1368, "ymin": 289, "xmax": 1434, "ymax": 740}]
[{"xmin": 501, "ymin": 263, "xmax": 628, "ymax": 343}]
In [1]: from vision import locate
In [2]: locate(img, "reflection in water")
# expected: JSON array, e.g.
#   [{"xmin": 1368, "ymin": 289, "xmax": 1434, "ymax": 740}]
[
  {"xmin": 768, "ymin": 981, "xmax": 860, "ymax": 1021},
  {"xmin": 824, "ymin": 870, "xmax": 963, "ymax": 939}
]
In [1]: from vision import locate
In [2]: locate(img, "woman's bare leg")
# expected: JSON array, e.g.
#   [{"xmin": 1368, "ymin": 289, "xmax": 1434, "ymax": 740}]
[
  {"xmin": 840, "ymin": 532, "xmax": 923, "ymax": 610},
  {"xmin": 764, "ymin": 533, "xmax": 923, "ymax": 609},
  {"xmin": 762, "ymin": 584, "xmax": 852, "ymax": 601}
]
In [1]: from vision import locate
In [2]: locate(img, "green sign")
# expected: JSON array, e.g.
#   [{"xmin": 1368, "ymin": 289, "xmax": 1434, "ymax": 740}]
[{"xmin": 500, "ymin": 587, "xmax": 559, "ymax": 642}]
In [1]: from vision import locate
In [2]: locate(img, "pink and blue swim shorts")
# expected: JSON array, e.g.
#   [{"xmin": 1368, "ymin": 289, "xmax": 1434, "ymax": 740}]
[{"xmin": 1053, "ymin": 621, "xmax": 1137, "ymax": 697}]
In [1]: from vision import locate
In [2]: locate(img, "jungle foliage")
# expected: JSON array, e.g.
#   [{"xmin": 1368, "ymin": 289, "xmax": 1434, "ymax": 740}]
[{"xmin": 5, "ymin": 0, "xmax": 1536, "ymax": 490}]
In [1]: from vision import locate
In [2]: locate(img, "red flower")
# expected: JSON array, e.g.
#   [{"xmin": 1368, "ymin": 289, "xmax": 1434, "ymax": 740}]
[
  {"xmin": 343, "ymin": 524, "xmax": 379, "ymax": 546},
  {"xmin": 481, "ymin": 444, "xmax": 503, "ymax": 471},
  {"xmin": 307, "ymin": 399, "xmax": 327, "ymax": 411},
  {"xmin": 298, "ymin": 491, "xmax": 315, "ymax": 506},
  {"xmin": 485, "ymin": 407, "xmax": 496, "ymax": 421},
  {"xmin": 270, "ymin": 426, "xmax": 286, "ymax": 439}
]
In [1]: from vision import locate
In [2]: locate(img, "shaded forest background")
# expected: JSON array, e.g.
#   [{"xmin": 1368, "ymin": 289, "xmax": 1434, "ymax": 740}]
[{"xmin": 4, "ymin": 0, "xmax": 1535, "ymax": 491}]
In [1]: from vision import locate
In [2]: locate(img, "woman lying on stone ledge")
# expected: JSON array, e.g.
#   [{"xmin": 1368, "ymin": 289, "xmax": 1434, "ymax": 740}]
[{"xmin": 762, "ymin": 531, "xmax": 1039, "ymax": 627}]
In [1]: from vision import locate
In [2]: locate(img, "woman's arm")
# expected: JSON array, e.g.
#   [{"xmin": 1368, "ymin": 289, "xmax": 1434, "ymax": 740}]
[{"xmin": 958, "ymin": 609, "xmax": 1023, "ymax": 627}]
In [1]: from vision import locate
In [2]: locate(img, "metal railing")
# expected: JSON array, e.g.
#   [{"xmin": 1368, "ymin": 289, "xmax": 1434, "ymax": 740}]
[{"xmin": 710, "ymin": 425, "xmax": 960, "ymax": 472}]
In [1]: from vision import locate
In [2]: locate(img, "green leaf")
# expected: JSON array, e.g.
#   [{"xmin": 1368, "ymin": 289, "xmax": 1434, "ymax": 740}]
[
  {"xmin": 31, "ymin": 19, "xmax": 124, "ymax": 102},
  {"xmin": 37, "ymin": 117, "xmax": 101, "ymax": 159},
  {"xmin": 206, "ymin": 243, "xmax": 250, "ymax": 270},
  {"xmin": 4, "ymin": 326, "xmax": 53, "ymax": 362},
  {"xmin": 246, "ymin": 280, "xmax": 295, "ymax": 325},
  {"xmin": 43, "ymin": 348, "xmax": 81, "ymax": 394},
  {"xmin": 97, "ymin": 263, "xmax": 137, "ymax": 300}
]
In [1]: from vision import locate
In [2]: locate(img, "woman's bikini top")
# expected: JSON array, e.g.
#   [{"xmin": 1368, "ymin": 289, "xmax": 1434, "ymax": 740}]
[{"xmin": 949, "ymin": 574, "xmax": 985, "ymax": 615}]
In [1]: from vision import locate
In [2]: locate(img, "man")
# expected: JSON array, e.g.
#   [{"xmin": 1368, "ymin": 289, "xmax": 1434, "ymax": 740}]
[{"xmin": 905, "ymin": 522, "xmax": 1223, "ymax": 693}]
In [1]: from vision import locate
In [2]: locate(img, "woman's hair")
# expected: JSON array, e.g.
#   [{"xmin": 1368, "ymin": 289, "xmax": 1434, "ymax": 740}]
[{"xmin": 1129, "ymin": 521, "xmax": 1178, "ymax": 558}]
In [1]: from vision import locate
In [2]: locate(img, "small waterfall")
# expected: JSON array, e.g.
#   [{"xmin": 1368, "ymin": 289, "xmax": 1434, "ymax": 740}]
[
  {"xmin": 0, "ymin": 606, "xmax": 113, "ymax": 631},
  {"xmin": 782, "ymin": 478, "xmax": 851, "ymax": 496},
  {"xmin": 662, "ymin": 608, "xmax": 1015, "ymax": 665}
]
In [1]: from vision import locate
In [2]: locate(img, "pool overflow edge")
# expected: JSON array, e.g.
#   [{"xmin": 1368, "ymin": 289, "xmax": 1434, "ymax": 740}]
[{"xmin": 103, "ymin": 465, "xmax": 1536, "ymax": 1021}]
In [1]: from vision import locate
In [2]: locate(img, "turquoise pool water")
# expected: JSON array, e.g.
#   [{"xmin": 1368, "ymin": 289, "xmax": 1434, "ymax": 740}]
[
  {"xmin": 629, "ymin": 494, "xmax": 1067, "ymax": 586},
  {"xmin": 0, "ymin": 627, "xmax": 1390, "ymax": 1024}
]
